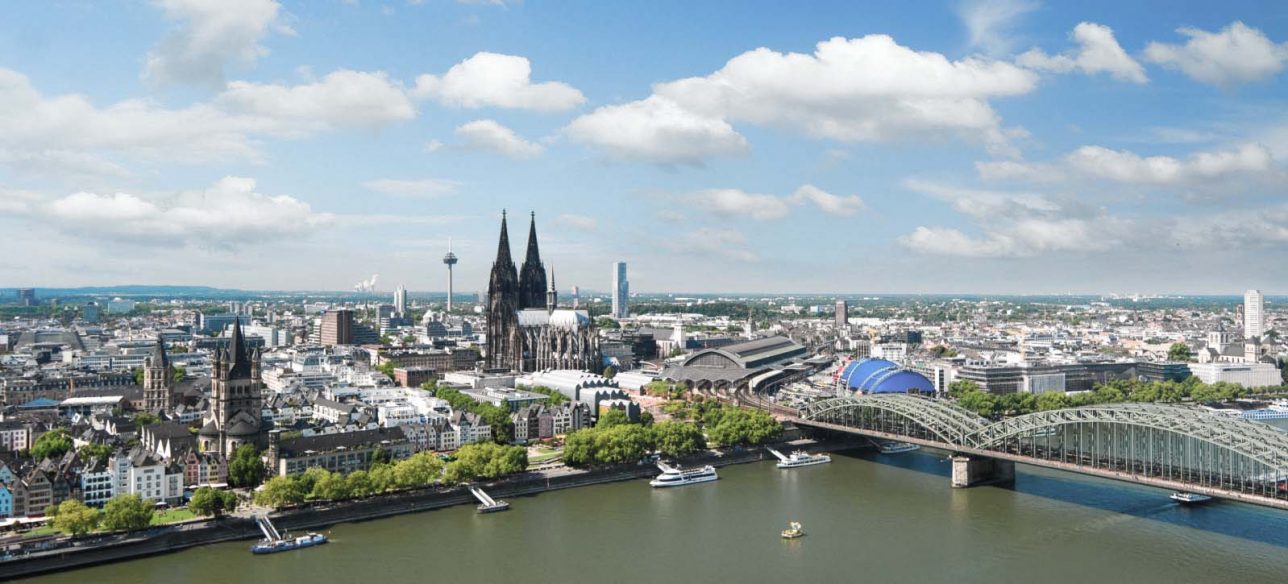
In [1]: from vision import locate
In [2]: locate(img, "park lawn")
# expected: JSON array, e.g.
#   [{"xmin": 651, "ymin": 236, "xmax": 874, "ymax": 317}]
[
  {"xmin": 150, "ymin": 508, "xmax": 198, "ymax": 525},
  {"xmin": 528, "ymin": 447, "xmax": 563, "ymax": 465}
]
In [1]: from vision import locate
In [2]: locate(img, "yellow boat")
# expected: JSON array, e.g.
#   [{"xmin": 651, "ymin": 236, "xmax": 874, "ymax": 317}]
[{"xmin": 780, "ymin": 521, "xmax": 804, "ymax": 539}]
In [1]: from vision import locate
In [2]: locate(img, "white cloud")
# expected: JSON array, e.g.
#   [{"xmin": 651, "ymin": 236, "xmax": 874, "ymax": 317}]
[
  {"xmin": 958, "ymin": 0, "xmax": 1039, "ymax": 55},
  {"xmin": 680, "ymin": 184, "xmax": 864, "ymax": 221},
  {"xmin": 413, "ymin": 52, "xmax": 584, "ymax": 111},
  {"xmin": 216, "ymin": 69, "xmax": 416, "ymax": 132},
  {"xmin": 39, "ymin": 177, "xmax": 333, "ymax": 245},
  {"xmin": 569, "ymin": 35, "xmax": 1036, "ymax": 163},
  {"xmin": 977, "ymin": 143, "xmax": 1280, "ymax": 187},
  {"xmin": 143, "ymin": 0, "xmax": 289, "ymax": 88},
  {"xmin": 788, "ymin": 185, "xmax": 865, "ymax": 216},
  {"xmin": 652, "ymin": 35, "xmax": 1037, "ymax": 157},
  {"xmin": 1065, "ymin": 143, "xmax": 1275, "ymax": 184},
  {"xmin": 899, "ymin": 180, "xmax": 1128, "ymax": 258},
  {"xmin": 0, "ymin": 67, "xmax": 420, "ymax": 175},
  {"xmin": 556, "ymin": 214, "xmax": 598, "ymax": 232},
  {"xmin": 671, "ymin": 228, "xmax": 759, "ymax": 262},
  {"xmin": 685, "ymin": 188, "xmax": 793, "ymax": 221},
  {"xmin": 1145, "ymin": 21, "xmax": 1288, "ymax": 88},
  {"xmin": 1018, "ymin": 22, "xmax": 1147, "ymax": 83},
  {"xmin": 362, "ymin": 178, "xmax": 459, "ymax": 198},
  {"xmin": 566, "ymin": 96, "xmax": 749, "ymax": 165},
  {"xmin": 454, "ymin": 119, "xmax": 545, "ymax": 159}
]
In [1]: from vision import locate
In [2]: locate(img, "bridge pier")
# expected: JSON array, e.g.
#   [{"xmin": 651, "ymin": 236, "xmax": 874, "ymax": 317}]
[{"xmin": 950, "ymin": 455, "xmax": 1014, "ymax": 488}]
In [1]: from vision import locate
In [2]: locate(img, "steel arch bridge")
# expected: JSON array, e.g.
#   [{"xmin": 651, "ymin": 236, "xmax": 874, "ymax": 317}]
[{"xmin": 789, "ymin": 395, "xmax": 1288, "ymax": 510}]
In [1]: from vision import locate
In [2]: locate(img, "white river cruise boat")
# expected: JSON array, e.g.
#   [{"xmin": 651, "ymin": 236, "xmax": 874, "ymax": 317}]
[
  {"xmin": 649, "ymin": 462, "xmax": 719, "ymax": 488},
  {"xmin": 767, "ymin": 447, "xmax": 832, "ymax": 469}
]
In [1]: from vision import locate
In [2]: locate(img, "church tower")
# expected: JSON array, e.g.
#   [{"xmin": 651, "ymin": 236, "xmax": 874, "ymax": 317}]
[
  {"xmin": 486, "ymin": 211, "xmax": 522, "ymax": 370},
  {"xmin": 199, "ymin": 318, "xmax": 265, "ymax": 454},
  {"xmin": 517, "ymin": 212, "xmax": 548, "ymax": 309},
  {"xmin": 143, "ymin": 337, "xmax": 173, "ymax": 413}
]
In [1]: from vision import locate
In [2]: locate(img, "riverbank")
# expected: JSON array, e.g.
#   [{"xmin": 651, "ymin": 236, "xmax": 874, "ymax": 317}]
[{"xmin": 0, "ymin": 437, "xmax": 860, "ymax": 580}]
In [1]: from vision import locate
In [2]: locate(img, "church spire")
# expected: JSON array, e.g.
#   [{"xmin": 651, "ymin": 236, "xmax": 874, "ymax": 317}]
[
  {"xmin": 517, "ymin": 211, "xmax": 547, "ymax": 309},
  {"xmin": 226, "ymin": 316, "xmax": 252, "ymax": 379},
  {"xmin": 495, "ymin": 210, "xmax": 513, "ymax": 267},
  {"xmin": 546, "ymin": 265, "xmax": 557, "ymax": 314}
]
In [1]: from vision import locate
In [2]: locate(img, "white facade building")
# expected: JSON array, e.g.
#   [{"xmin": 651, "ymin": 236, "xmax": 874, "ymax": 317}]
[
  {"xmin": 1245, "ymin": 289, "xmax": 1265, "ymax": 339},
  {"xmin": 1188, "ymin": 362, "xmax": 1281, "ymax": 388}
]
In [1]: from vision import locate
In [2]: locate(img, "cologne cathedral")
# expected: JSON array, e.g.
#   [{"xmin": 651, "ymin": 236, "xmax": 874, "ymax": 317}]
[{"xmin": 486, "ymin": 212, "xmax": 601, "ymax": 373}]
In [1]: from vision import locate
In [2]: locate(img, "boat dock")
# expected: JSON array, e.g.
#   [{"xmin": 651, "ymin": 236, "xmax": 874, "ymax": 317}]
[
  {"xmin": 468, "ymin": 486, "xmax": 510, "ymax": 513},
  {"xmin": 255, "ymin": 515, "xmax": 283, "ymax": 542},
  {"xmin": 765, "ymin": 447, "xmax": 790, "ymax": 462}
]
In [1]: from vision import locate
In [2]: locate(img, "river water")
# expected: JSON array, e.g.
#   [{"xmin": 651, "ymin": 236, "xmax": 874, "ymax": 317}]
[{"xmin": 21, "ymin": 447, "xmax": 1288, "ymax": 584}]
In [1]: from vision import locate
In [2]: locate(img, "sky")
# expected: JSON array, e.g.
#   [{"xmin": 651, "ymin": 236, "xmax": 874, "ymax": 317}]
[{"xmin": 2, "ymin": 0, "xmax": 1288, "ymax": 296}]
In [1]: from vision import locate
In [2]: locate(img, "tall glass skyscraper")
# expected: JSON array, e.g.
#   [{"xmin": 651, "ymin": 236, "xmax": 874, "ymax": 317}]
[{"xmin": 612, "ymin": 261, "xmax": 629, "ymax": 318}]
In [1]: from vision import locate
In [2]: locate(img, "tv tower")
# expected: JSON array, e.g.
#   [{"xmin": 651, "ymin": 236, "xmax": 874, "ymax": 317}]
[{"xmin": 442, "ymin": 237, "xmax": 459, "ymax": 312}]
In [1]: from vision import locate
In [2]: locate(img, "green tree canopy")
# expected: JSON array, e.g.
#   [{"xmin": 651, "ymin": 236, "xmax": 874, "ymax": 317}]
[
  {"xmin": 1168, "ymin": 342, "xmax": 1193, "ymax": 362},
  {"xmin": 50, "ymin": 499, "xmax": 100, "ymax": 536},
  {"xmin": 30, "ymin": 429, "xmax": 73, "ymax": 461},
  {"xmin": 228, "ymin": 444, "xmax": 266, "ymax": 488},
  {"xmin": 596, "ymin": 409, "xmax": 630, "ymax": 428},
  {"xmin": 100, "ymin": 494, "xmax": 154, "ymax": 532},
  {"xmin": 255, "ymin": 475, "xmax": 308, "ymax": 509},
  {"xmin": 188, "ymin": 487, "xmax": 240, "ymax": 517}
]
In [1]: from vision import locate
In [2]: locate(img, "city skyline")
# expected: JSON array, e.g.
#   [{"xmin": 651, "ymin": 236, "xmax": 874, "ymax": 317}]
[{"xmin": 2, "ymin": 1, "xmax": 1288, "ymax": 294}]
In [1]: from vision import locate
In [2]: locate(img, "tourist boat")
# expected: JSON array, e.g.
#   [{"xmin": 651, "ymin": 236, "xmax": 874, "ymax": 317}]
[
  {"xmin": 251, "ymin": 515, "xmax": 327, "ymax": 555},
  {"xmin": 251, "ymin": 532, "xmax": 329, "ymax": 555},
  {"xmin": 781, "ymin": 521, "xmax": 805, "ymax": 539},
  {"xmin": 1170, "ymin": 492, "xmax": 1214, "ymax": 505},
  {"xmin": 875, "ymin": 440, "xmax": 920, "ymax": 454},
  {"xmin": 649, "ymin": 462, "xmax": 719, "ymax": 488},
  {"xmin": 770, "ymin": 448, "xmax": 832, "ymax": 469}
]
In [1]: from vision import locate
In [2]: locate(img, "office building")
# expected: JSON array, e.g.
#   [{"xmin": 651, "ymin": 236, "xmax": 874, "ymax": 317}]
[
  {"xmin": 1245, "ymin": 289, "xmax": 1265, "ymax": 339},
  {"xmin": 16, "ymin": 288, "xmax": 35, "ymax": 307},
  {"xmin": 612, "ymin": 261, "xmax": 629, "ymax": 319},
  {"xmin": 394, "ymin": 285, "xmax": 407, "ymax": 315},
  {"xmin": 320, "ymin": 309, "xmax": 355, "ymax": 346},
  {"xmin": 835, "ymin": 300, "xmax": 848, "ymax": 328}
]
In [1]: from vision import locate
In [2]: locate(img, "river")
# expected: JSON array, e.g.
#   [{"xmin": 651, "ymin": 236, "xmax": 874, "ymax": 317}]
[{"xmin": 20, "ymin": 446, "xmax": 1288, "ymax": 584}]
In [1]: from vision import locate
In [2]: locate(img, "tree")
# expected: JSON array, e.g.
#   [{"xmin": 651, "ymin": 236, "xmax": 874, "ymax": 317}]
[
  {"xmin": 50, "ymin": 499, "xmax": 99, "ymax": 536},
  {"xmin": 444, "ymin": 443, "xmax": 528, "ymax": 483},
  {"xmin": 650, "ymin": 421, "xmax": 706, "ymax": 458},
  {"xmin": 377, "ymin": 361, "xmax": 397, "ymax": 377},
  {"xmin": 172, "ymin": 365, "xmax": 188, "ymax": 384},
  {"xmin": 227, "ymin": 444, "xmax": 266, "ymax": 488},
  {"xmin": 947, "ymin": 380, "xmax": 981, "ymax": 398},
  {"xmin": 595, "ymin": 317, "xmax": 621, "ymax": 330},
  {"xmin": 78, "ymin": 443, "xmax": 113, "ymax": 466},
  {"xmin": 30, "ymin": 429, "xmax": 73, "ymax": 461},
  {"xmin": 1036, "ymin": 391, "xmax": 1070, "ymax": 411},
  {"xmin": 1168, "ymin": 342, "xmax": 1193, "ymax": 363},
  {"xmin": 132, "ymin": 412, "xmax": 161, "ymax": 427},
  {"xmin": 100, "ymin": 494, "xmax": 154, "ymax": 532},
  {"xmin": 311, "ymin": 469, "xmax": 349, "ymax": 500},
  {"xmin": 189, "ymin": 487, "xmax": 239, "ymax": 517},
  {"xmin": 392, "ymin": 452, "xmax": 444, "ymax": 488},
  {"xmin": 602, "ymin": 366, "xmax": 617, "ymax": 379},
  {"xmin": 255, "ymin": 476, "xmax": 307, "ymax": 508},
  {"xmin": 596, "ymin": 409, "xmax": 630, "ymax": 429}
]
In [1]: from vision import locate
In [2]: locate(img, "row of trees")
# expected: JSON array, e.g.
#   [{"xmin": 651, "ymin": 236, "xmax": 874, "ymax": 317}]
[
  {"xmin": 46, "ymin": 494, "xmax": 154, "ymax": 536},
  {"xmin": 660, "ymin": 399, "xmax": 782, "ymax": 446},
  {"xmin": 523, "ymin": 385, "xmax": 570, "ymax": 405},
  {"xmin": 563, "ymin": 420, "xmax": 706, "ymax": 467},
  {"xmin": 642, "ymin": 380, "xmax": 687, "ymax": 400},
  {"xmin": 948, "ymin": 377, "xmax": 1274, "ymax": 419},
  {"xmin": 253, "ymin": 443, "xmax": 526, "ymax": 509},
  {"xmin": 254, "ymin": 451, "xmax": 446, "ymax": 508}
]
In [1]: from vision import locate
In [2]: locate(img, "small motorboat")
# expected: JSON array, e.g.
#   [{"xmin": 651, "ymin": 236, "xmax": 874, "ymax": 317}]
[
  {"xmin": 780, "ymin": 521, "xmax": 805, "ymax": 539},
  {"xmin": 1170, "ymin": 492, "xmax": 1213, "ymax": 505}
]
